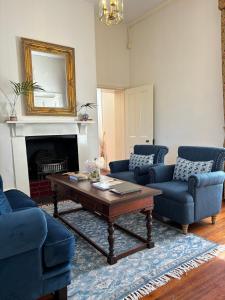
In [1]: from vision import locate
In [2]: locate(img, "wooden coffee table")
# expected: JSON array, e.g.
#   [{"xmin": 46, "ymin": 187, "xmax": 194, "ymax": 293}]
[{"xmin": 47, "ymin": 174, "xmax": 161, "ymax": 265}]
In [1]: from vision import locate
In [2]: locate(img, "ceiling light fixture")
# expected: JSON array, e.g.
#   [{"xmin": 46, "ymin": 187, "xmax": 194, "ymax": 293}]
[{"xmin": 99, "ymin": 0, "xmax": 123, "ymax": 26}]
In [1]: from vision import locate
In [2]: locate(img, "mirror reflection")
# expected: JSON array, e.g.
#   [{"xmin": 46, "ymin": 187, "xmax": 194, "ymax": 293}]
[{"xmin": 31, "ymin": 51, "xmax": 68, "ymax": 108}]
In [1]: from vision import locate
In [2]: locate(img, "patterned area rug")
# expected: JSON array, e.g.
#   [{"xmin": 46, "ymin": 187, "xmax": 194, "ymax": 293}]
[{"xmin": 43, "ymin": 201, "xmax": 223, "ymax": 300}]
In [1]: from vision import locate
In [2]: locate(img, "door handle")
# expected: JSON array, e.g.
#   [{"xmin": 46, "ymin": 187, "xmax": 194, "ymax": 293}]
[{"xmin": 146, "ymin": 140, "xmax": 150, "ymax": 143}]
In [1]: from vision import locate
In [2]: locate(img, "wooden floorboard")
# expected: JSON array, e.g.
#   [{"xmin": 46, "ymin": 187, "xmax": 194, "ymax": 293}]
[
  {"xmin": 40, "ymin": 202, "xmax": 225, "ymax": 300},
  {"xmin": 142, "ymin": 202, "xmax": 225, "ymax": 300}
]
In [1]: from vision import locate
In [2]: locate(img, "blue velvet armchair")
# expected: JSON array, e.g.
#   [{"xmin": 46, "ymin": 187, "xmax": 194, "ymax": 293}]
[
  {"xmin": 147, "ymin": 146, "xmax": 225, "ymax": 234},
  {"xmin": 108, "ymin": 145, "xmax": 168, "ymax": 185},
  {"xmin": 0, "ymin": 176, "xmax": 75, "ymax": 300}
]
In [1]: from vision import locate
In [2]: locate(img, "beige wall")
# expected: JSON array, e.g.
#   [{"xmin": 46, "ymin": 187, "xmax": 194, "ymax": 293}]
[
  {"xmin": 95, "ymin": 20, "xmax": 130, "ymax": 88},
  {"xmin": 129, "ymin": 0, "xmax": 224, "ymax": 163},
  {"xmin": 0, "ymin": 0, "xmax": 98, "ymax": 189}
]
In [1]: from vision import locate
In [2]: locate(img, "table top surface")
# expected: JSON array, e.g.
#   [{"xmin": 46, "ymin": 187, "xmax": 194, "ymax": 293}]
[{"xmin": 47, "ymin": 174, "xmax": 161, "ymax": 205}]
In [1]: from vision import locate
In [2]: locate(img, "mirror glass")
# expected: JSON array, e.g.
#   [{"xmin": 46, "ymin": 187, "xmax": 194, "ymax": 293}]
[{"xmin": 31, "ymin": 50, "xmax": 68, "ymax": 108}]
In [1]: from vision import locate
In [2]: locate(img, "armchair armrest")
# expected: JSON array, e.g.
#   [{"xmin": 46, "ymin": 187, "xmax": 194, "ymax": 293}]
[
  {"xmin": 149, "ymin": 164, "xmax": 175, "ymax": 183},
  {"xmin": 188, "ymin": 171, "xmax": 225, "ymax": 191},
  {"xmin": 134, "ymin": 164, "xmax": 157, "ymax": 176},
  {"xmin": 109, "ymin": 159, "xmax": 129, "ymax": 173},
  {"xmin": 0, "ymin": 208, "xmax": 47, "ymax": 260},
  {"xmin": 134, "ymin": 164, "xmax": 163, "ymax": 185}
]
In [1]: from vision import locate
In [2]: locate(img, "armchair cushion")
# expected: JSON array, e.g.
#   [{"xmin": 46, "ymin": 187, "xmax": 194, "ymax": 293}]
[
  {"xmin": 0, "ymin": 190, "xmax": 12, "ymax": 215},
  {"xmin": 4, "ymin": 189, "xmax": 37, "ymax": 210},
  {"xmin": 43, "ymin": 211, "xmax": 75, "ymax": 268},
  {"xmin": 129, "ymin": 154, "xmax": 154, "ymax": 171},
  {"xmin": 148, "ymin": 181, "xmax": 192, "ymax": 204},
  {"xmin": 173, "ymin": 157, "xmax": 213, "ymax": 182},
  {"xmin": 108, "ymin": 171, "xmax": 136, "ymax": 183}
]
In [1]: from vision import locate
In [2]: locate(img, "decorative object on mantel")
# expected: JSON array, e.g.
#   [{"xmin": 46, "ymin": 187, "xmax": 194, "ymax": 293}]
[
  {"xmin": 78, "ymin": 102, "xmax": 96, "ymax": 121},
  {"xmin": 0, "ymin": 80, "xmax": 43, "ymax": 121},
  {"xmin": 99, "ymin": 0, "xmax": 124, "ymax": 26}
]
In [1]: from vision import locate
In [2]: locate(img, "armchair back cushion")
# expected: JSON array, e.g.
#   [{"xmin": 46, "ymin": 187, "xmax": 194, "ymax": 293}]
[
  {"xmin": 173, "ymin": 157, "xmax": 213, "ymax": 181},
  {"xmin": 178, "ymin": 146, "xmax": 225, "ymax": 171},
  {"xmin": 0, "ymin": 190, "xmax": 12, "ymax": 215},
  {"xmin": 129, "ymin": 153, "xmax": 154, "ymax": 171},
  {"xmin": 134, "ymin": 145, "xmax": 168, "ymax": 164}
]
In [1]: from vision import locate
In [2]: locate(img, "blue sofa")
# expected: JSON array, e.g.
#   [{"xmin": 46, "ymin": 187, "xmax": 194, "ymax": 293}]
[
  {"xmin": 0, "ymin": 176, "xmax": 75, "ymax": 300},
  {"xmin": 108, "ymin": 145, "xmax": 168, "ymax": 185},
  {"xmin": 147, "ymin": 146, "xmax": 225, "ymax": 234}
]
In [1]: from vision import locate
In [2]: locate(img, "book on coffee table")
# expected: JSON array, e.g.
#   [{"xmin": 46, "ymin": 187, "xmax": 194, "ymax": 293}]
[{"xmin": 110, "ymin": 182, "xmax": 141, "ymax": 195}]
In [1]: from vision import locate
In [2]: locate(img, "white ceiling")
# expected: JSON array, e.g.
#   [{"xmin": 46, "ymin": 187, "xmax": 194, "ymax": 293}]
[{"xmin": 87, "ymin": 0, "xmax": 167, "ymax": 23}]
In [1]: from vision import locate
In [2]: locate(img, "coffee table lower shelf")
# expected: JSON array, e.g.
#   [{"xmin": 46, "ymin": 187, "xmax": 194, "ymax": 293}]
[{"xmin": 54, "ymin": 207, "xmax": 154, "ymax": 265}]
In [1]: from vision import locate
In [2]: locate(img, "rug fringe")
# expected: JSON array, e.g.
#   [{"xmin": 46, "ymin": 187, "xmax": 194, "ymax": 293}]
[{"xmin": 123, "ymin": 245, "xmax": 225, "ymax": 300}]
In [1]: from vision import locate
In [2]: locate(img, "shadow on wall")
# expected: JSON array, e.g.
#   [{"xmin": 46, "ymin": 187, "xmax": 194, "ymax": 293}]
[{"xmin": 0, "ymin": 100, "xmax": 9, "ymax": 123}]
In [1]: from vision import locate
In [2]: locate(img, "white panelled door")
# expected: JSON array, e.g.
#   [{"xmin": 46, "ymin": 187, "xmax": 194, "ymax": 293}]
[{"xmin": 125, "ymin": 85, "xmax": 154, "ymax": 157}]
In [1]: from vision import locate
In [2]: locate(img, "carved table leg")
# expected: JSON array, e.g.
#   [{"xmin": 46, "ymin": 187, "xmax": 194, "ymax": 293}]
[
  {"xmin": 107, "ymin": 220, "xmax": 117, "ymax": 265},
  {"xmin": 53, "ymin": 184, "xmax": 59, "ymax": 218},
  {"xmin": 146, "ymin": 210, "xmax": 154, "ymax": 249}
]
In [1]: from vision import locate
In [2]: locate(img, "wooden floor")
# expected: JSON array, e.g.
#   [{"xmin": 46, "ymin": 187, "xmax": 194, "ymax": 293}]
[
  {"xmin": 41, "ymin": 202, "xmax": 225, "ymax": 300},
  {"xmin": 143, "ymin": 202, "xmax": 225, "ymax": 300}
]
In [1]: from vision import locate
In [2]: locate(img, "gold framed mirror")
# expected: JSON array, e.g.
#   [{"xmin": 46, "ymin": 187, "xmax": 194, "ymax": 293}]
[{"xmin": 22, "ymin": 38, "xmax": 76, "ymax": 116}]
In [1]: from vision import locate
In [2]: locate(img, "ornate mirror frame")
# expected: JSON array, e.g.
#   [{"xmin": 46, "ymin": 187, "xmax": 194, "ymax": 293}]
[{"xmin": 22, "ymin": 38, "xmax": 76, "ymax": 116}]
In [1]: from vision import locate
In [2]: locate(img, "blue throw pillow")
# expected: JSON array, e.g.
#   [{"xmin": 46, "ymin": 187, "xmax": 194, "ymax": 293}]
[
  {"xmin": 0, "ymin": 190, "xmax": 12, "ymax": 215},
  {"xmin": 173, "ymin": 157, "xmax": 214, "ymax": 181},
  {"xmin": 129, "ymin": 153, "xmax": 154, "ymax": 171}
]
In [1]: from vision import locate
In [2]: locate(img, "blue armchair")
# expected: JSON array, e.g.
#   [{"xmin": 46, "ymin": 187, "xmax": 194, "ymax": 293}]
[
  {"xmin": 0, "ymin": 176, "xmax": 75, "ymax": 300},
  {"xmin": 147, "ymin": 146, "xmax": 225, "ymax": 234},
  {"xmin": 108, "ymin": 145, "xmax": 168, "ymax": 185}
]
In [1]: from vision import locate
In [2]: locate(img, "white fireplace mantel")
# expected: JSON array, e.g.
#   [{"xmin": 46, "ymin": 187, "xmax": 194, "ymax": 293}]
[
  {"xmin": 6, "ymin": 119, "xmax": 96, "ymax": 195},
  {"xmin": 6, "ymin": 119, "xmax": 95, "ymax": 136}
]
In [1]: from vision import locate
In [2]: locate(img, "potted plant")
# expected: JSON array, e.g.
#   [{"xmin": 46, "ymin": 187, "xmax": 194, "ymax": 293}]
[
  {"xmin": 0, "ymin": 80, "xmax": 44, "ymax": 121},
  {"xmin": 78, "ymin": 102, "xmax": 96, "ymax": 121}
]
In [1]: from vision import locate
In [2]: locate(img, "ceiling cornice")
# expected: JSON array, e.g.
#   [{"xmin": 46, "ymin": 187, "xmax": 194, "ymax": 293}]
[{"xmin": 127, "ymin": 0, "xmax": 175, "ymax": 28}]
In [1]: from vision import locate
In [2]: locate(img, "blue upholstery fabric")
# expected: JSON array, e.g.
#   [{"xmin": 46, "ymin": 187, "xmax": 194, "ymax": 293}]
[
  {"xmin": 108, "ymin": 171, "xmax": 136, "ymax": 183},
  {"xmin": 109, "ymin": 159, "xmax": 129, "ymax": 173},
  {"xmin": 178, "ymin": 146, "xmax": 225, "ymax": 171},
  {"xmin": 0, "ymin": 189, "xmax": 12, "ymax": 215},
  {"xmin": 0, "ymin": 208, "xmax": 47, "ymax": 259},
  {"xmin": 5, "ymin": 189, "xmax": 37, "ymax": 210},
  {"xmin": 43, "ymin": 211, "xmax": 75, "ymax": 268},
  {"xmin": 148, "ymin": 146, "xmax": 225, "ymax": 227},
  {"xmin": 0, "ymin": 186, "xmax": 75, "ymax": 300},
  {"xmin": 149, "ymin": 165, "xmax": 175, "ymax": 184},
  {"xmin": 109, "ymin": 145, "xmax": 168, "ymax": 185}
]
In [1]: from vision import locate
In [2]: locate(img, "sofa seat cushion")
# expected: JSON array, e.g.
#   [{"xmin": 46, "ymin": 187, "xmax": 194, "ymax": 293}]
[
  {"xmin": 4, "ymin": 189, "xmax": 37, "ymax": 210},
  {"xmin": 147, "ymin": 180, "xmax": 193, "ymax": 204},
  {"xmin": 108, "ymin": 171, "xmax": 136, "ymax": 183},
  {"xmin": 0, "ymin": 190, "xmax": 12, "ymax": 215},
  {"xmin": 43, "ymin": 211, "xmax": 75, "ymax": 268}
]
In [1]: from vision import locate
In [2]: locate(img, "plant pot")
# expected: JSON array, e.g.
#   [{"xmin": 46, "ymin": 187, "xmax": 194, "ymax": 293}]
[
  {"xmin": 81, "ymin": 113, "xmax": 89, "ymax": 121},
  {"xmin": 9, "ymin": 115, "xmax": 17, "ymax": 121}
]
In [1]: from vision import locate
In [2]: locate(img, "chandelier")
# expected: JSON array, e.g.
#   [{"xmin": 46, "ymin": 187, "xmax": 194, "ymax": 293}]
[{"xmin": 99, "ymin": 0, "xmax": 124, "ymax": 26}]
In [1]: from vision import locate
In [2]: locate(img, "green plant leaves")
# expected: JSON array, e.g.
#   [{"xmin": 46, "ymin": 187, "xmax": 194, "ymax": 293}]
[{"xmin": 10, "ymin": 80, "xmax": 44, "ymax": 96}]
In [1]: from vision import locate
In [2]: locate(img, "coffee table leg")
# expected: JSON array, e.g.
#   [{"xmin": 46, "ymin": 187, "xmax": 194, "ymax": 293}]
[
  {"xmin": 146, "ymin": 210, "xmax": 154, "ymax": 249},
  {"xmin": 53, "ymin": 184, "xmax": 59, "ymax": 218},
  {"xmin": 107, "ymin": 220, "xmax": 117, "ymax": 265}
]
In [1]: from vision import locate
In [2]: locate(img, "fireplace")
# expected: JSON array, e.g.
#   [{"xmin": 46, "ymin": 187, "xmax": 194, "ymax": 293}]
[{"xmin": 25, "ymin": 135, "xmax": 79, "ymax": 203}]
